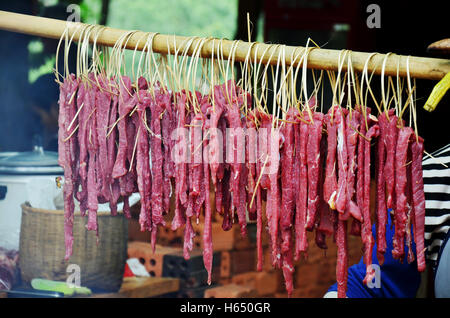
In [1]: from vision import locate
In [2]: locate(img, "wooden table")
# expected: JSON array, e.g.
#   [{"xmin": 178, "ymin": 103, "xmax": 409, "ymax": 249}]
[{"xmin": 87, "ymin": 276, "xmax": 179, "ymax": 298}]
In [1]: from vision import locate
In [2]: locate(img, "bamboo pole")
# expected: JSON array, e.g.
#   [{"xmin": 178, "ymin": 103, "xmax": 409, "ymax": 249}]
[{"xmin": 0, "ymin": 10, "xmax": 449, "ymax": 80}]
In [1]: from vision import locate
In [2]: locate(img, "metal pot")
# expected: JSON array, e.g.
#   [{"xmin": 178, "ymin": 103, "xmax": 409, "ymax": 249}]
[{"xmin": 0, "ymin": 146, "xmax": 63, "ymax": 250}]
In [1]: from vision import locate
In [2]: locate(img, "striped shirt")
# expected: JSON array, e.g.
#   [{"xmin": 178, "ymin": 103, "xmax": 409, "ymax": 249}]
[{"xmin": 423, "ymin": 143, "xmax": 450, "ymax": 268}]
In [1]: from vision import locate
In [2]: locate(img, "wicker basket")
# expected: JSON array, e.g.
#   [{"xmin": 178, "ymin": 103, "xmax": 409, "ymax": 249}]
[{"xmin": 19, "ymin": 203, "xmax": 128, "ymax": 293}]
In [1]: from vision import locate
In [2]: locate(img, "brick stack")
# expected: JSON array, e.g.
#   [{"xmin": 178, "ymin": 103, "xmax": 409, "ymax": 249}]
[
  {"xmin": 273, "ymin": 232, "xmax": 364, "ymax": 298},
  {"xmin": 127, "ymin": 242, "xmax": 220, "ymax": 297},
  {"xmin": 128, "ymin": 201, "xmax": 364, "ymax": 298}
]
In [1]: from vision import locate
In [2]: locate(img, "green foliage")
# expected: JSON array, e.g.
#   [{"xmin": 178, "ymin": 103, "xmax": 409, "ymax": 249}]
[
  {"xmin": 109, "ymin": 0, "xmax": 237, "ymax": 39},
  {"xmin": 80, "ymin": 0, "xmax": 239, "ymax": 76}
]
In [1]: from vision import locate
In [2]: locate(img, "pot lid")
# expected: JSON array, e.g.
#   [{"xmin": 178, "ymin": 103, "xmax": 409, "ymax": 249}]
[
  {"xmin": 0, "ymin": 146, "xmax": 59, "ymax": 167},
  {"xmin": 0, "ymin": 146, "xmax": 63, "ymax": 175}
]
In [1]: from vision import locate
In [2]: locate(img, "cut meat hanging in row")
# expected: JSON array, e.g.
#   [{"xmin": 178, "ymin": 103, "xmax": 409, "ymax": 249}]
[{"xmin": 58, "ymin": 73, "xmax": 427, "ymax": 298}]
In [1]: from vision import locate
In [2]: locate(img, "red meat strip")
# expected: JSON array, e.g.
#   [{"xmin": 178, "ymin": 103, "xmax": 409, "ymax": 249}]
[
  {"xmin": 160, "ymin": 89, "xmax": 174, "ymax": 214},
  {"xmin": 226, "ymin": 101, "xmax": 247, "ymax": 237},
  {"xmin": 324, "ymin": 107, "xmax": 338, "ymax": 210},
  {"xmin": 246, "ymin": 113, "xmax": 258, "ymax": 220},
  {"xmin": 202, "ymin": 117, "xmax": 213, "ymax": 284},
  {"xmin": 172, "ymin": 91, "xmax": 188, "ymax": 231},
  {"xmin": 352, "ymin": 107, "xmax": 371, "ymax": 236},
  {"xmin": 58, "ymin": 74, "xmax": 78, "ymax": 259},
  {"xmin": 85, "ymin": 74, "xmax": 99, "ymax": 233},
  {"xmin": 335, "ymin": 108, "xmax": 348, "ymax": 218},
  {"xmin": 149, "ymin": 87, "xmax": 167, "ymax": 238},
  {"xmin": 306, "ymin": 112, "xmax": 324, "ymax": 230},
  {"xmin": 191, "ymin": 112, "xmax": 203, "ymax": 196},
  {"xmin": 405, "ymin": 148, "xmax": 415, "ymax": 264},
  {"xmin": 316, "ymin": 134, "xmax": 334, "ymax": 248},
  {"xmin": 258, "ymin": 112, "xmax": 272, "ymax": 191},
  {"xmin": 362, "ymin": 124, "xmax": 380, "ymax": 285},
  {"xmin": 111, "ymin": 76, "xmax": 136, "ymax": 218},
  {"xmin": 280, "ymin": 108, "xmax": 297, "ymax": 231},
  {"xmin": 267, "ymin": 125, "xmax": 282, "ymax": 268},
  {"xmin": 112, "ymin": 76, "xmax": 134, "ymax": 179},
  {"xmin": 96, "ymin": 75, "xmax": 112, "ymax": 202},
  {"xmin": 385, "ymin": 111, "xmax": 399, "ymax": 210},
  {"xmin": 392, "ymin": 126, "xmax": 414, "ymax": 261},
  {"xmin": 295, "ymin": 117, "xmax": 309, "ymax": 260},
  {"xmin": 75, "ymin": 81, "xmax": 88, "ymax": 216},
  {"xmin": 183, "ymin": 217, "xmax": 195, "ymax": 260},
  {"xmin": 210, "ymin": 86, "xmax": 225, "ymax": 186},
  {"xmin": 375, "ymin": 111, "xmax": 388, "ymax": 264},
  {"xmin": 215, "ymin": 115, "xmax": 228, "ymax": 215},
  {"xmin": 336, "ymin": 219, "xmax": 348, "ymax": 298},
  {"xmin": 410, "ymin": 136, "xmax": 426, "ymax": 272},
  {"xmin": 280, "ymin": 108, "xmax": 298, "ymax": 296},
  {"xmin": 108, "ymin": 81, "xmax": 120, "ymax": 215},
  {"xmin": 135, "ymin": 90, "xmax": 153, "ymax": 233},
  {"xmin": 345, "ymin": 111, "xmax": 362, "ymax": 222},
  {"xmin": 183, "ymin": 110, "xmax": 196, "ymax": 258}
]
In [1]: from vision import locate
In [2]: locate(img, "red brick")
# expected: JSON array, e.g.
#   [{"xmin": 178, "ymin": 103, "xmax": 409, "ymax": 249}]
[{"xmin": 127, "ymin": 242, "xmax": 180, "ymax": 277}]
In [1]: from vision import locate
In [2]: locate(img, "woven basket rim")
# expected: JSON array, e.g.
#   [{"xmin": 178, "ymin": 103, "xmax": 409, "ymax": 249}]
[{"xmin": 21, "ymin": 202, "xmax": 124, "ymax": 217}]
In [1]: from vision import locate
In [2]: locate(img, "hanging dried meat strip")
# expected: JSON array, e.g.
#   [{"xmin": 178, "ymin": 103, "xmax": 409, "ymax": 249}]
[
  {"xmin": 362, "ymin": 124, "xmax": 380, "ymax": 285},
  {"xmin": 385, "ymin": 111, "xmax": 399, "ymax": 210},
  {"xmin": 86, "ymin": 73, "xmax": 99, "ymax": 233},
  {"xmin": 75, "ymin": 80, "xmax": 88, "ymax": 216},
  {"xmin": 295, "ymin": 116, "xmax": 309, "ymax": 260},
  {"xmin": 246, "ymin": 112, "xmax": 258, "ymax": 220},
  {"xmin": 135, "ymin": 90, "xmax": 152, "ymax": 233},
  {"xmin": 392, "ymin": 126, "xmax": 414, "ymax": 261},
  {"xmin": 190, "ymin": 111, "xmax": 205, "ymax": 222},
  {"xmin": 108, "ymin": 80, "xmax": 120, "ymax": 216},
  {"xmin": 410, "ymin": 136, "xmax": 426, "ymax": 272},
  {"xmin": 375, "ymin": 111, "xmax": 388, "ymax": 264},
  {"xmin": 345, "ymin": 111, "xmax": 362, "ymax": 223},
  {"xmin": 405, "ymin": 147, "xmax": 415, "ymax": 264},
  {"xmin": 202, "ymin": 115, "xmax": 213, "ymax": 284},
  {"xmin": 159, "ymin": 89, "xmax": 174, "ymax": 215},
  {"xmin": 95, "ymin": 75, "xmax": 113, "ymax": 204},
  {"xmin": 335, "ymin": 108, "xmax": 349, "ymax": 219},
  {"xmin": 316, "ymin": 134, "xmax": 333, "ymax": 248},
  {"xmin": 306, "ymin": 112, "xmax": 324, "ymax": 230},
  {"xmin": 58, "ymin": 74, "xmax": 79, "ymax": 260},
  {"xmin": 210, "ymin": 85, "xmax": 226, "ymax": 186},
  {"xmin": 149, "ymin": 87, "xmax": 167, "ymax": 243},
  {"xmin": 111, "ymin": 76, "xmax": 136, "ymax": 218},
  {"xmin": 172, "ymin": 91, "xmax": 188, "ymax": 231},
  {"xmin": 352, "ymin": 107, "xmax": 372, "ymax": 236},
  {"xmin": 324, "ymin": 107, "xmax": 338, "ymax": 209},
  {"xmin": 112, "ymin": 76, "xmax": 134, "ymax": 179},
  {"xmin": 267, "ymin": 124, "xmax": 282, "ymax": 268},
  {"xmin": 280, "ymin": 108, "xmax": 297, "ymax": 296},
  {"xmin": 336, "ymin": 219, "xmax": 348, "ymax": 298},
  {"xmin": 215, "ymin": 115, "xmax": 228, "ymax": 217},
  {"xmin": 225, "ymin": 88, "xmax": 247, "ymax": 237}
]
